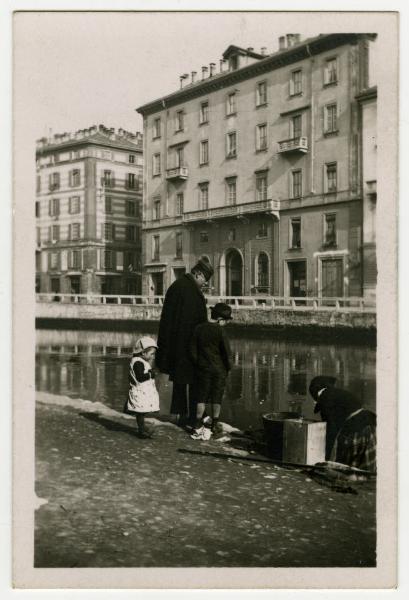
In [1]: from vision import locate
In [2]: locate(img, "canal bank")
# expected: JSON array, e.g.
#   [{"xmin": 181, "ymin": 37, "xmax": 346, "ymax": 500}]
[{"xmin": 35, "ymin": 392, "xmax": 376, "ymax": 569}]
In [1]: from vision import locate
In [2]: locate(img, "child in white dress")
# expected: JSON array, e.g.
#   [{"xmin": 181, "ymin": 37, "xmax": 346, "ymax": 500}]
[{"xmin": 124, "ymin": 336, "xmax": 160, "ymax": 438}]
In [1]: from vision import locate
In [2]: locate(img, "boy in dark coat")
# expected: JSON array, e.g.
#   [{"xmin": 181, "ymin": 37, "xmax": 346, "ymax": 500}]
[
  {"xmin": 309, "ymin": 375, "xmax": 376, "ymax": 472},
  {"xmin": 156, "ymin": 259, "xmax": 214, "ymax": 424},
  {"xmin": 189, "ymin": 303, "xmax": 233, "ymax": 440}
]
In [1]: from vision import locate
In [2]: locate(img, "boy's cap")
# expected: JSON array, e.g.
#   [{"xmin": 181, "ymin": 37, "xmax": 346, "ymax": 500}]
[
  {"xmin": 193, "ymin": 258, "xmax": 214, "ymax": 281},
  {"xmin": 133, "ymin": 336, "xmax": 158, "ymax": 354},
  {"xmin": 210, "ymin": 302, "xmax": 233, "ymax": 320}
]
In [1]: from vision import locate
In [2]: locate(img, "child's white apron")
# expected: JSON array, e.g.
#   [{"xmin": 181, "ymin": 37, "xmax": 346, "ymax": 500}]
[{"xmin": 126, "ymin": 356, "xmax": 160, "ymax": 413}]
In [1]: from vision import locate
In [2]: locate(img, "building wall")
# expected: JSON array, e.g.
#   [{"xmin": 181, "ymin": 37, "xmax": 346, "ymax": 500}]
[
  {"xmin": 36, "ymin": 135, "xmax": 143, "ymax": 295},
  {"xmin": 141, "ymin": 37, "xmax": 372, "ymax": 297}
]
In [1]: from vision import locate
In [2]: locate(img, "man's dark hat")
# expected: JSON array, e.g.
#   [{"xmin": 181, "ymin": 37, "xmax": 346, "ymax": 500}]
[
  {"xmin": 193, "ymin": 258, "xmax": 214, "ymax": 281},
  {"xmin": 211, "ymin": 302, "xmax": 233, "ymax": 321}
]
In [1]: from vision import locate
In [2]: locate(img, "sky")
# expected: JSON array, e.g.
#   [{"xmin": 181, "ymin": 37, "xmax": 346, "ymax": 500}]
[{"xmin": 14, "ymin": 11, "xmax": 381, "ymax": 141}]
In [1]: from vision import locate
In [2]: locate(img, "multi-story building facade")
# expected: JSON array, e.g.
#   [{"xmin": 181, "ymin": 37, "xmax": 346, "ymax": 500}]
[
  {"xmin": 137, "ymin": 32, "xmax": 377, "ymax": 299},
  {"xmin": 36, "ymin": 125, "xmax": 143, "ymax": 295}
]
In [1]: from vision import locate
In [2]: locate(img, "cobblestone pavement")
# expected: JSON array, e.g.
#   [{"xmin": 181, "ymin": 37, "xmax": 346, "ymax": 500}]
[{"xmin": 35, "ymin": 395, "xmax": 376, "ymax": 568}]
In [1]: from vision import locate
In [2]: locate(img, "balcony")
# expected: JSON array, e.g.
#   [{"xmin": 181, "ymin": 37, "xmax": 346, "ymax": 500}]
[
  {"xmin": 166, "ymin": 166, "xmax": 188, "ymax": 181},
  {"xmin": 277, "ymin": 136, "xmax": 308, "ymax": 154},
  {"xmin": 183, "ymin": 199, "xmax": 280, "ymax": 223}
]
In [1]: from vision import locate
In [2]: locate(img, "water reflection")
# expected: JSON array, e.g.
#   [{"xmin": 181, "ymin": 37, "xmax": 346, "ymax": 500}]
[{"xmin": 36, "ymin": 328, "xmax": 376, "ymax": 431}]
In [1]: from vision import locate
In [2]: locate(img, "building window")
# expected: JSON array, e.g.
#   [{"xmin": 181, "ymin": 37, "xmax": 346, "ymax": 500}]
[
  {"xmin": 175, "ymin": 232, "xmax": 183, "ymax": 259},
  {"xmin": 103, "ymin": 170, "xmax": 115, "ymax": 187},
  {"xmin": 226, "ymin": 177, "xmax": 237, "ymax": 206},
  {"xmin": 36, "ymin": 227, "xmax": 41, "ymax": 245},
  {"xmin": 200, "ymin": 140, "xmax": 209, "ymax": 165},
  {"xmin": 102, "ymin": 250, "xmax": 113, "ymax": 270},
  {"xmin": 291, "ymin": 114, "xmax": 302, "ymax": 138},
  {"xmin": 226, "ymin": 131, "xmax": 237, "ymax": 158},
  {"xmin": 105, "ymin": 196, "xmax": 112, "ymax": 213},
  {"xmin": 176, "ymin": 193, "xmax": 184, "ymax": 216},
  {"xmin": 226, "ymin": 92, "xmax": 236, "ymax": 116},
  {"xmin": 70, "ymin": 169, "xmax": 81, "ymax": 187},
  {"xmin": 256, "ymin": 124, "xmax": 268, "ymax": 151},
  {"xmin": 290, "ymin": 217, "xmax": 301, "ymax": 248},
  {"xmin": 324, "ymin": 57, "xmax": 338, "ymax": 85},
  {"xmin": 153, "ymin": 199, "xmax": 161, "ymax": 221},
  {"xmin": 326, "ymin": 162, "xmax": 337, "ymax": 192},
  {"xmin": 36, "ymin": 175, "xmax": 41, "ymax": 193},
  {"xmin": 69, "ymin": 196, "xmax": 80, "ymax": 214},
  {"xmin": 70, "ymin": 250, "xmax": 81, "ymax": 270},
  {"xmin": 49, "ymin": 197, "xmax": 60, "ymax": 217},
  {"xmin": 257, "ymin": 253, "xmax": 269, "ymax": 290},
  {"xmin": 51, "ymin": 224, "xmax": 60, "ymax": 242},
  {"xmin": 125, "ymin": 200, "xmax": 136, "ymax": 216},
  {"xmin": 256, "ymin": 81, "xmax": 267, "ymax": 106},
  {"xmin": 199, "ymin": 101, "xmax": 209, "ymax": 124},
  {"xmin": 200, "ymin": 231, "xmax": 208, "ymax": 243},
  {"xmin": 129, "ymin": 154, "xmax": 135, "ymax": 164},
  {"xmin": 291, "ymin": 170, "xmax": 302, "ymax": 199},
  {"xmin": 153, "ymin": 117, "xmax": 161, "ymax": 139},
  {"xmin": 126, "ymin": 173, "xmax": 137, "ymax": 189},
  {"xmin": 228, "ymin": 229, "xmax": 236, "ymax": 242},
  {"xmin": 50, "ymin": 252, "xmax": 59, "ymax": 270},
  {"xmin": 175, "ymin": 146, "xmax": 184, "ymax": 168},
  {"xmin": 125, "ymin": 251, "xmax": 136, "ymax": 271},
  {"xmin": 35, "ymin": 201, "xmax": 40, "ymax": 218},
  {"xmin": 290, "ymin": 69, "xmax": 302, "ymax": 95},
  {"xmin": 257, "ymin": 221, "xmax": 268, "ymax": 238},
  {"xmin": 175, "ymin": 110, "xmax": 184, "ymax": 132},
  {"xmin": 102, "ymin": 222, "xmax": 114, "ymax": 241},
  {"xmin": 199, "ymin": 183, "xmax": 209, "ymax": 210},
  {"xmin": 152, "ymin": 153, "xmax": 161, "ymax": 176},
  {"xmin": 256, "ymin": 172, "xmax": 268, "ymax": 202},
  {"xmin": 126, "ymin": 225, "xmax": 137, "ymax": 242},
  {"xmin": 70, "ymin": 223, "xmax": 81, "ymax": 241},
  {"xmin": 324, "ymin": 104, "xmax": 338, "ymax": 134},
  {"xmin": 153, "ymin": 235, "xmax": 160, "ymax": 261},
  {"xmin": 324, "ymin": 213, "xmax": 337, "ymax": 246},
  {"xmin": 49, "ymin": 172, "xmax": 60, "ymax": 191}
]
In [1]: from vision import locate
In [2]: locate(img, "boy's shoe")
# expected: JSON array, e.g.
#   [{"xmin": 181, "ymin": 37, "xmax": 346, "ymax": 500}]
[{"xmin": 202, "ymin": 416, "xmax": 212, "ymax": 427}]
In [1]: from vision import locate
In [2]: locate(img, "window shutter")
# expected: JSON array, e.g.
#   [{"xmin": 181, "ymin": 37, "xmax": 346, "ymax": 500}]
[
  {"xmin": 112, "ymin": 251, "xmax": 117, "ymax": 270},
  {"xmin": 48, "ymin": 174, "xmax": 52, "ymax": 191},
  {"xmin": 117, "ymin": 251, "xmax": 124, "ymax": 271},
  {"xmin": 68, "ymin": 224, "xmax": 72, "ymax": 241},
  {"xmin": 68, "ymin": 170, "xmax": 72, "ymax": 187},
  {"xmin": 61, "ymin": 251, "xmax": 67, "ymax": 271},
  {"xmin": 48, "ymin": 226, "xmax": 51, "ymax": 242},
  {"xmin": 48, "ymin": 199, "xmax": 52, "ymax": 216},
  {"xmin": 97, "ymin": 249, "xmax": 101, "ymax": 270}
]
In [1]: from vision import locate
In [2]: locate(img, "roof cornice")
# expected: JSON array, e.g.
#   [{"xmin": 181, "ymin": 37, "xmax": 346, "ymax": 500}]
[
  {"xmin": 36, "ymin": 137, "xmax": 143, "ymax": 157},
  {"xmin": 136, "ymin": 33, "xmax": 376, "ymax": 117},
  {"xmin": 355, "ymin": 86, "xmax": 377, "ymax": 102}
]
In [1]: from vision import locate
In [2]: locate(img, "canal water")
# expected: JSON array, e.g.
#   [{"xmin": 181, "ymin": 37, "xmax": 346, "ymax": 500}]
[{"xmin": 36, "ymin": 327, "xmax": 376, "ymax": 431}]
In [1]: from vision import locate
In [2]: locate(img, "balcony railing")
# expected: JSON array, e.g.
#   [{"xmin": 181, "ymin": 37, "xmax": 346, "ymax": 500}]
[
  {"xmin": 182, "ymin": 199, "xmax": 280, "ymax": 223},
  {"xmin": 166, "ymin": 166, "xmax": 189, "ymax": 180},
  {"xmin": 277, "ymin": 136, "xmax": 308, "ymax": 154}
]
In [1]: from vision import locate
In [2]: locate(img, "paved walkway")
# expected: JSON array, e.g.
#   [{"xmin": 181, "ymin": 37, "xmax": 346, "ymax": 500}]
[{"xmin": 35, "ymin": 393, "xmax": 376, "ymax": 568}]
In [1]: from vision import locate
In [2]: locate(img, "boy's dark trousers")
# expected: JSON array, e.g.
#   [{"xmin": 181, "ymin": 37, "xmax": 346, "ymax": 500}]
[{"xmin": 196, "ymin": 370, "xmax": 226, "ymax": 405}]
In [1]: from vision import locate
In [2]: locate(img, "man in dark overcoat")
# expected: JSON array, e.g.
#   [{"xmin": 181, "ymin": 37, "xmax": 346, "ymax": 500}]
[{"xmin": 156, "ymin": 258, "xmax": 214, "ymax": 424}]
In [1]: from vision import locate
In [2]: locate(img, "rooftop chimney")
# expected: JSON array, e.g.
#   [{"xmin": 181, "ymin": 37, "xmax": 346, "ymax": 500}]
[
  {"xmin": 247, "ymin": 47, "xmax": 254, "ymax": 53},
  {"xmin": 219, "ymin": 59, "xmax": 226, "ymax": 73},
  {"xmin": 260, "ymin": 47, "xmax": 267, "ymax": 56},
  {"xmin": 179, "ymin": 73, "xmax": 189, "ymax": 89},
  {"xmin": 209, "ymin": 62, "xmax": 216, "ymax": 77},
  {"xmin": 191, "ymin": 71, "xmax": 197, "ymax": 84},
  {"xmin": 201, "ymin": 66, "xmax": 208, "ymax": 80},
  {"xmin": 279, "ymin": 36, "xmax": 286, "ymax": 50},
  {"xmin": 286, "ymin": 33, "xmax": 300, "ymax": 47}
]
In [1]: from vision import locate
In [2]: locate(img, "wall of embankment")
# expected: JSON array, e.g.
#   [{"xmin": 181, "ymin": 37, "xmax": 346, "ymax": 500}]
[{"xmin": 36, "ymin": 302, "xmax": 376, "ymax": 344}]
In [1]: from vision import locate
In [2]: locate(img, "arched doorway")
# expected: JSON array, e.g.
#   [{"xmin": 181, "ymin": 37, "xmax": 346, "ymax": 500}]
[{"xmin": 225, "ymin": 249, "xmax": 243, "ymax": 296}]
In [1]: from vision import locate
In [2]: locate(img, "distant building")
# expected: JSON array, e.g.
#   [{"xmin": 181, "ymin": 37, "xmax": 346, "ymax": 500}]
[
  {"xmin": 356, "ymin": 86, "xmax": 377, "ymax": 302},
  {"xmin": 137, "ymin": 32, "xmax": 377, "ymax": 299},
  {"xmin": 35, "ymin": 125, "xmax": 143, "ymax": 295}
]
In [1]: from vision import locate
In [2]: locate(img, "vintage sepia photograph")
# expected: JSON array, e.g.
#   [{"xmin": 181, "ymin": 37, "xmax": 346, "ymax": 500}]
[{"xmin": 11, "ymin": 6, "xmax": 399, "ymax": 590}]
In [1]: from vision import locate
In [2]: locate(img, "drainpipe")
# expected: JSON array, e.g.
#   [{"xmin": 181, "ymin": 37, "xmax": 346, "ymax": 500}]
[{"xmin": 306, "ymin": 44, "xmax": 315, "ymax": 196}]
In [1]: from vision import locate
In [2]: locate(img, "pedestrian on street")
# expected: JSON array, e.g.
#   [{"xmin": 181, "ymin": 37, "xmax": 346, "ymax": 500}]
[
  {"xmin": 124, "ymin": 336, "xmax": 160, "ymax": 439},
  {"xmin": 156, "ymin": 258, "xmax": 214, "ymax": 427},
  {"xmin": 189, "ymin": 302, "xmax": 233, "ymax": 440},
  {"xmin": 309, "ymin": 375, "xmax": 376, "ymax": 472}
]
